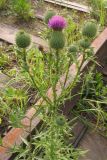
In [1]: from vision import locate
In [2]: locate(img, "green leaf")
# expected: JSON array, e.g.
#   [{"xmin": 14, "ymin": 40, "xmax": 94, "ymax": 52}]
[{"xmin": 20, "ymin": 137, "xmax": 29, "ymax": 146}]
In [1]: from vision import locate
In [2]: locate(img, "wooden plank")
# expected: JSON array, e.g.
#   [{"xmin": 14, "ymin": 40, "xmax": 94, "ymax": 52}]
[
  {"xmin": 0, "ymin": 24, "xmax": 48, "ymax": 51},
  {"xmin": 72, "ymin": 124, "xmax": 88, "ymax": 148},
  {"xmin": 47, "ymin": 0, "xmax": 88, "ymax": 9},
  {"xmin": 79, "ymin": 130, "xmax": 107, "ymax": 160},
  {"xmin": 36, "ymin": 13, "xmax": 44, "ymax": 20},
  {"xmin": 44, "ymin": 0, "xmax": 91, "ymax": 13}
]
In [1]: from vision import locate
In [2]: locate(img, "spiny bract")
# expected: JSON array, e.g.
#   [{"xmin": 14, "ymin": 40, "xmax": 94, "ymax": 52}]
[
  {"xmin": 16, "ymin": 31, "xmax": 31, "ymax": 48},
  {"xmin": 56, "ymin": 116, "xmax": 66, "ymax": 126},
  {"xmin": 82, "ymin": 22, "xmax": 97, "ymax": 39},
  {"xmin": 68, "ymin": 45, "xmax": 78, "ymax": 53},
  {"xmin": 79, "ymin": 39, "xmax": 91, "ymax": 49},
  {"xmin": 50, "ymin": 31, "xmax": 65, "ymax": 50}
]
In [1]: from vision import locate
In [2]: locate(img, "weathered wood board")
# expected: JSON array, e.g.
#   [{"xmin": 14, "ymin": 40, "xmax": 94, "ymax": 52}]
[
  {"xmin": 79, "ymin": 130, "xmax": 107, "ymax": 160},
  {"xmin": 0, "ymin": 24, "xmax": 48, "ymax": 51},
  {"xmin": 44, "ymin": 0, "xmax": 91, "ymax": 13}
]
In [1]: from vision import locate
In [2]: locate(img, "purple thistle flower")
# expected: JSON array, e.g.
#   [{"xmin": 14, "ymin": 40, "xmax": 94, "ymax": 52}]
[{"xmin": 48, "ymin": 15, "xmax": 66, "ymax": 31}]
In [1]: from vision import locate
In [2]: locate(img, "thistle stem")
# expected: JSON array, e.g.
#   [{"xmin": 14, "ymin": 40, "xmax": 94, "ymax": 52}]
[{"xmin": 22, "ymin": 49, "xmax": 52, "ymax": 106}]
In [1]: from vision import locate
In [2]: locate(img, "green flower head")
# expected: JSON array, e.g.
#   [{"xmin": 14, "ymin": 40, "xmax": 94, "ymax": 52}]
[
  {"xmin": 68, "ymin": 45, "xmax": 78, "ymax": 53},
  {"xmin": 82, "ymin": 22, "xmax": 97, "ymax": 39},
  {"xmin": 16, "ymin": 31, "xmax": 31, "ymax": 48},
  {"xmin": 79, "ymin": 39, "xmax": 91, "ymax": 49},
  {"xmin": 49, "ymin": 31, "xmax": 65, "ymax": 50},
  {"xmin": 56, "ymin": 116, "xmax": 66, "ymax": 126}
]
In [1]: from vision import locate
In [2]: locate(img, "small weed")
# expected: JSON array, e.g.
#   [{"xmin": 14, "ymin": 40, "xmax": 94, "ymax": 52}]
[{"xmin": 11, "ymin": 0, "xmax": 35, "ymax": 21}]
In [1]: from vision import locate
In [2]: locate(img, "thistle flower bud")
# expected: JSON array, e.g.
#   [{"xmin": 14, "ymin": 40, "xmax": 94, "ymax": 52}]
[
  {"xmin": 82, "ymin": 22, "xmax": 97, "ymax": 39},
  {"xmin": 56, "ymin": 116, "xmax": 66, "ymax": 126},
  {"xmin": 79, "ymin": 39, "xmax": 91, "ymax": 49},
  {"xmin": 16, "ymin": 31, "xmax": 31, "ymax": 48},
  {"xmin": 44, "ymin": 10, "xmax": 56, "ymax": 24},
  {"xmin": 68, "ymin": 45, "xmax": 78, "ymax": 53},
  {"xmin": 49, "ymin": 31, "xmax": 65, "ymax": 50}
]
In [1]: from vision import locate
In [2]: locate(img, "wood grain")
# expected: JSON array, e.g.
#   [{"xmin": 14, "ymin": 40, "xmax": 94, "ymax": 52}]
[
  {"xmin": 79, "ymin": 130, "xmax": 107, "ymax": 160},
  {"xmin": 44, "ymin": 0, "xmax": 91, "ymax": 13},
  {"xmin": 0, "ymin": 24, "xmax": 48, "ymax": 51}
]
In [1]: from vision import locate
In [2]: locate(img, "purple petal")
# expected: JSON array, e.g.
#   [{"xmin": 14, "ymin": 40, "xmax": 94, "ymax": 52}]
[{"xmin": 48, "ymin": 15, "xmax": 67, "ymax": 30}]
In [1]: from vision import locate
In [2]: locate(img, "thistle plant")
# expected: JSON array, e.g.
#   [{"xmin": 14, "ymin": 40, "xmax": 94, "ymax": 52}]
[{"xmin": 10, "ymin": 18, "xmax": 97, "ymax": 159}]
